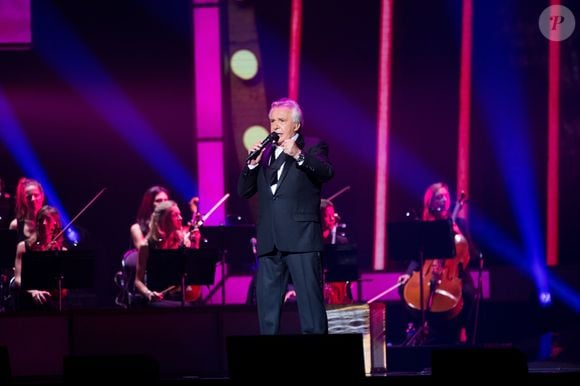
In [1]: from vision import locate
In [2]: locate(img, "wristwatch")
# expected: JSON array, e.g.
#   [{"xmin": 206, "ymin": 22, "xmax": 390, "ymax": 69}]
[{"xmin": 295, "ymin": 152, "xmax": 305, "ymax": 163}]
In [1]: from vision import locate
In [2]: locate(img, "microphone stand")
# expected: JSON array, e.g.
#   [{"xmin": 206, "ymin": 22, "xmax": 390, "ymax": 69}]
[
  {"xmin": 471, "ymin": 251, "xmax": 484, "ymax": 345},
  {"xmin": 403, "ymin": 250, "xmax": 429, "ymax": 347}
]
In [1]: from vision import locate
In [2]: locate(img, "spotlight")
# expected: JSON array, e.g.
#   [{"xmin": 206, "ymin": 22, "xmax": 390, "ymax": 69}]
[
  {"xmin": 539, "ymin": 291, "xmax": 552, "ymax": 307},
  {"xmin": 242, "ymin": 125, "xmax": 269, "ymax": 151},
  {"xmin": 230, "ymin": 49, "xmax": 259, "ymax": 81}
]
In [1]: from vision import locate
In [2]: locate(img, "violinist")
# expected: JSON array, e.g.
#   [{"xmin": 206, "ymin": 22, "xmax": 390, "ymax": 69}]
[
  {"xmin": 115, "ymin": 186, "xmax": 170, "ymax": 307},
  {"xmin": 283, "ymin": 199, "xmax": 351, "ymax": 304},
  {"xmin": 130, "ymin": 186, "xmax": 170, "ymax": 250},
  {"xmin": 134, "ymin": 200, "xmax": 201, "ymax": 307},
  {"xmin": 320, "ymin": 199, "xmax": 353, "ymax": 304},
  {"xmin": 10, "ymin": 178, "xmax": 46, "ymax": 242},
  {"xmin": 13, "ymin": 205, "xmax": 65, "ymax": 310},
  {"xmin": 397, "ymin": 182, "xmax": 474, "ymax": 345}
]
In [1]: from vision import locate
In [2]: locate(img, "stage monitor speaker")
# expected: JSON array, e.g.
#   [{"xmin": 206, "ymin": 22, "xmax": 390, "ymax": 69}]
[
  {"xmin": 227, "ymin": 333, "xmax": 365, "ymax": 381},
  {"xmin": 387, "ymin": 345, "xmax": 432, "ymax": 373},
  {"xmin": 432, "ymin": 346, "xmax": 527, "ymax": 381},
  {"xmin": 0, "ymin": 346, "xmax": 11, "ymax": 385},
  {"xmin": 63, "ymin": 354, "xmax": 159, "ymax": 384}
]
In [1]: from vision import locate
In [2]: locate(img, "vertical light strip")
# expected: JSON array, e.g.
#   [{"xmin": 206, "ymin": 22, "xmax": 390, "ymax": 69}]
[
  {"xmin": 373, "ymin": 0, "xmax": 393, "ymax": 270},
  {"xmin": 193, "ymin": 1, "xmax": 225, "ymax": 225},
  {"xmin": 198, "ymin": 141, "xmax": 224, "ymax": 218},
  {"xmin": 0, "ymin": 0, "xmax": 31, "ymax": 48},
  {"xmin": 288, "ymin": 0, "xmax": 303, "ymax": 100},
  {"xmin": 456, "ymin": 0, "xmax": 472, "ymax": 219},
  {"xmin": 546, "ymin": 0, "xmax": 560, "ymax": 266}
]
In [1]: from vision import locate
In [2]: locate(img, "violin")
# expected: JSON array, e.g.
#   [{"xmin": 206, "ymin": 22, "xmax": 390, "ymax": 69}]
[
  {"xmin": 181, "ymin": 196, "xmax": 202, "ymax": 302},
  {"xmin": 181, "ymin": 193, "xmax": 230, "ymax": 303},
  {"xmin": 184, "ymin": 196, "xmax": 202, "ymax": 249},
  {"xmin": 402, "ymin": 192, "xmax": 470, "ymax": 320}
]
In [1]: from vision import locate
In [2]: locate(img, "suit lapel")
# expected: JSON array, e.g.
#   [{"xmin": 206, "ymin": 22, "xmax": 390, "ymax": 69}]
[
  {"xmin": 295, "ymin": 134, "xmax": 305, "ymax": 150},
  {"xmin": 276, "ymin": 134, "xmax": 305, "ymax": 189},
  {"xmin": 275, "ymin": 154, "xmax": 292, "ymax": 188}
]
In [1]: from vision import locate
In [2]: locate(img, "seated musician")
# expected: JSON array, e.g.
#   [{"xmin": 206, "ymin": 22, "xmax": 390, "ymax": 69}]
[
  {"xmin": 320, "ymin": 199, "xmax": 353, "ymax": 305},
  {"xmin": 134, "ymin": 200, "xmax": 201, "ymax": 307},
  {"xmin": 12, "ymin": 205, "xmax": 66, "ymax": 311},
  {"xmin": 115, "ymin": 186, "xmax": 170, "ymax": 307},
  {"xmin": 397, "ymin": 182, "xmax": 474, "ymax": 345},
  {"xmin": 10, "ymin": 178, "xmax": 46, "ymax": 242},
  {"xmin": 284, "ymin": 199, "xmax": 353, "ymax": 304}
]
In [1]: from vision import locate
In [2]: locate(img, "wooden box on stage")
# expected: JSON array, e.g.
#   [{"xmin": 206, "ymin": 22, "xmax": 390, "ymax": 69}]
[{"xmin": 326, "ymin": 302, "xmax": 386, "ymax": 374}]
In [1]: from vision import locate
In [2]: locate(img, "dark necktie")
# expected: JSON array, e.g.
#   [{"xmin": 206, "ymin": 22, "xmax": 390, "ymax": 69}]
[{"xmin": 268, "ymin": 150, "xmax": 284, "ymax": 186}]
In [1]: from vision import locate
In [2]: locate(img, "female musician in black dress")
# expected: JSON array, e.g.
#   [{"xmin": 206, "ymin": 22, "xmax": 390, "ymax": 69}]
[
  {"xmin": 134, "ymin": 200, "xmax": 201, "ymax": 307},
  {"xmin": 13, "ymin": 205, "xmax": 65, "ymax": 310},
  {"xmin": 397, "ymin": 182, "xmax": 474, "ymax": 345}
]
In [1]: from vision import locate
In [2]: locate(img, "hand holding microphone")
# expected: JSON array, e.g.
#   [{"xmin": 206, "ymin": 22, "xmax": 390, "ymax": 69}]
[{"xmin": 246, "ymin": 132, "xmax": 280, "ymax": 164}]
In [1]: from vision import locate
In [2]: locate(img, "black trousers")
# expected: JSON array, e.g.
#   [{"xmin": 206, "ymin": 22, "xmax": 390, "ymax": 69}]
[{"xmin": 256, "ymin": 250, "xmax": 327, "ymax": 334}]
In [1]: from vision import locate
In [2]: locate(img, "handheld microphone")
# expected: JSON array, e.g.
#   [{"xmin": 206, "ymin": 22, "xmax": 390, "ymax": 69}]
[{"xmin": 245, "ymin": 132, "xmax": 280, "ymax": 162}]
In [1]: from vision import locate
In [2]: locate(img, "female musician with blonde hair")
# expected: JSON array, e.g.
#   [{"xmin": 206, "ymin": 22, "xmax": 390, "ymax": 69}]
[
  {"xmin": 397, "ymin": 182, "xmax": 474, "ymax": 345},
  {"xmin": 134, "ymin": 200, "xmax": 200, "ymax": 306},
  {"xmin": 115, "ymin": 185, "xmax": 170, "ymax": 307}
]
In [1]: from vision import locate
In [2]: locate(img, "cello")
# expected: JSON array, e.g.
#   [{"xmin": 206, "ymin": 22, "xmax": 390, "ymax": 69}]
[{"xmin": 402, "ymin": 192, "xmax": 469, "ymax": 320}]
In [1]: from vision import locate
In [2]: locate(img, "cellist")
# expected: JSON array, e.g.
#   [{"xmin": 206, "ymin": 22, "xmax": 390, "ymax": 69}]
[{"xmin": 397, "ymin": 182, "xmax": 474, "ymax": 345}]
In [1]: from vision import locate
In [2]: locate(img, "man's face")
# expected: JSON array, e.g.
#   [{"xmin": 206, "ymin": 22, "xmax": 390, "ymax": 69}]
[{"xmin": 269, "ymin": 107, "xmax": 300, "ymax": 144}]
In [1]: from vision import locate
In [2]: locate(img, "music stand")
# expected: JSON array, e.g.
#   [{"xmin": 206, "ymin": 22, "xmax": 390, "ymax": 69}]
[
  {"xmin": 0, "ymin": 230, "xmax": 17, "ymax": 271},
  {"xmin": 21, "ymin": 250, "xmax": 94, "ymax": 311},
  {"xmin": 201, "ymin": 225, "xmax": 256, "ymax": 304},
  {"xmin": 146, "ymin": 247, "xmax": 219, "ymax": 306},
  {"xmin": 0, "ymin": 196, "xmax": 13, "ymax": 230},
  {"xmin": 387, "ymin": 220, "xmax": 455, "ymax": 344},
  {"xmin": 323, "ymin": 243, "xmax": 359, "ymax": 282},
  {"xmin": 0, "ymin": 230, "xmax": 17, "ymax": 310}
]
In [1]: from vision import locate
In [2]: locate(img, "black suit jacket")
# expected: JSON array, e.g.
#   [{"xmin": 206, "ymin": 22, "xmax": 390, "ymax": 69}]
[{"xmin": 238, "ymin": 134, "xmax": 334, "ymax": 256}]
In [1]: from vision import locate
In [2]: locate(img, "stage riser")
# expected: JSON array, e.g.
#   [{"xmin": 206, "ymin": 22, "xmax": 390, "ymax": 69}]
[
  {"xmin": 0, "ymin": 307, "xmax": 286, "ymax": 378},
  {"xmin": 0, "ymin": 301, "xmax": 576, "ymax": 378}
]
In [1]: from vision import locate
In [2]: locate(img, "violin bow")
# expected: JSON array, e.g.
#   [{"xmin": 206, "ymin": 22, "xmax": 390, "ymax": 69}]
[
  {"xmin": 366, "ymin": 281, "xmax": 405, "ymax": 304},
  {"xmin": 194, "ymin": 193, "xmax": 230, "ymax": 227},
  {"xmin": 49, "ymin": 187, "xmax": 107, "ymax": 245},
  {"xmin": 326, "ymin": 185, "xmax": 351, "ymax": 202}
]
